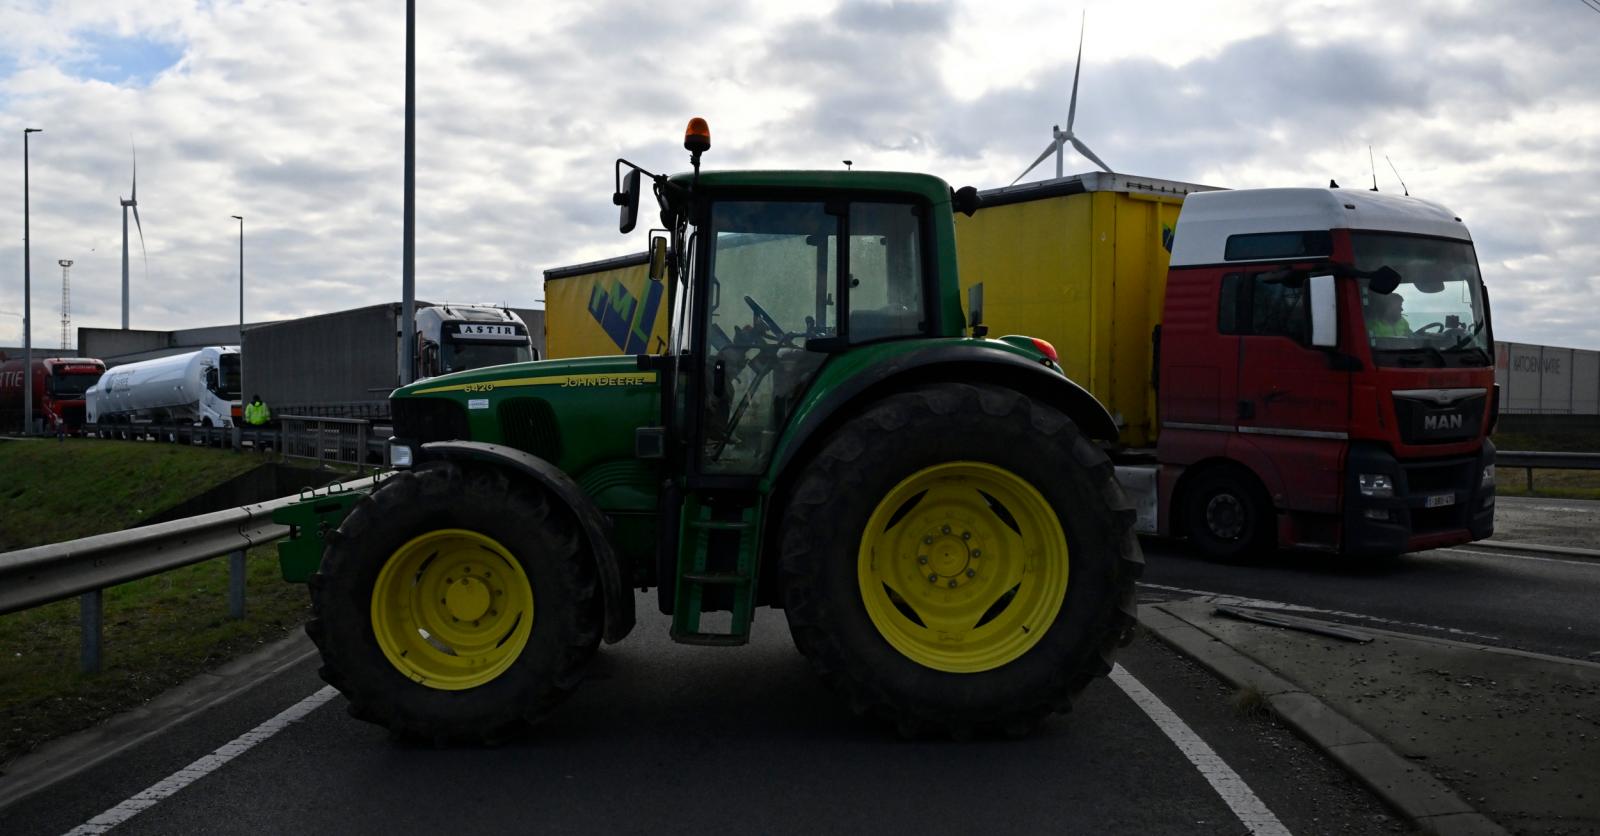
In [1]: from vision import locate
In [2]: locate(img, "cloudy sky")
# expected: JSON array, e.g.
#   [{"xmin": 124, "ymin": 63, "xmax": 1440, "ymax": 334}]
[{"xmin": 1, "ymin": 0, "xmax": 1597, "ymax": 350}]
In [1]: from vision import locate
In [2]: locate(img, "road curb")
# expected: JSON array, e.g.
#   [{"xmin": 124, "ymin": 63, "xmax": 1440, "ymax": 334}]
[
  {"xmin": 1470, "ymin": 538, "xmax": 1600, "ymax": 560},
  {"xmin": 1139, "ymin": 603, "xmax": 1509, "ymax": 836},
  {"xmin": 0, "ymin": 629, "xmax": 318, "ymax": 814}
]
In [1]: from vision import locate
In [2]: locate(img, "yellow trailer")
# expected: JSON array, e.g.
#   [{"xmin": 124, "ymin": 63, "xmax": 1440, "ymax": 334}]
[
  {"xmin": 955, "ymin": 173, "xmax": 1219, "ymax": 447},
  {"xmin": 543, "ymin": 252, "xmax": 670, "ymax": 359}
]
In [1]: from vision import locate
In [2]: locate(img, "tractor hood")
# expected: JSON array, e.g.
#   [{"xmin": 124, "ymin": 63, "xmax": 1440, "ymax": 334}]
[{"xmin": 397, "ymin": 354, "xmax": 655, "ymax": 399}]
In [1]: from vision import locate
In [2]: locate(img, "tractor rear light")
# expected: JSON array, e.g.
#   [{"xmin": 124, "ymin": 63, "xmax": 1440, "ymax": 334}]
[{"xmin": 1030, "ymin": 338, "xmax": 1059, "ymax": 364}]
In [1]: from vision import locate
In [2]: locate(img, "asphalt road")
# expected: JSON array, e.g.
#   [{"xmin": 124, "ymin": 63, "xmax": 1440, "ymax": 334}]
[
  {"xmin": 1140, "ymin": 529, "xmax": 1600, "ymax": 663},
  {"xmin": 6, "ymin": 592, "xmax": 1402, "ymax": 836}
]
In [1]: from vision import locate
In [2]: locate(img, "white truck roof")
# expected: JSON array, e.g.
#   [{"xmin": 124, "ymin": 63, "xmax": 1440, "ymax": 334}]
[{"xmin": 1169, "ymin": 187, "xmax": 1470, "ymax": 267}]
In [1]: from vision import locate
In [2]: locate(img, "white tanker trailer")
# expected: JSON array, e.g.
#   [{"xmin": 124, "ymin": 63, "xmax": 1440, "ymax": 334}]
[{"xmin": 86, "ymin": 346, "xmax": 242, "ymax": 430}]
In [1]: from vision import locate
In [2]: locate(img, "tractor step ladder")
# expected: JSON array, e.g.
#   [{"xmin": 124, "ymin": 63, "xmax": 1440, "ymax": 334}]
[{"xmin": 671, "ymin": 501, "xmax": 760, "ymax": 646}]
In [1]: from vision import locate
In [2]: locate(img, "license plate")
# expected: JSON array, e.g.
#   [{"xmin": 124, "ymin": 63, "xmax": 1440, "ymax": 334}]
[{"xmin": 1425, "ymin": 494, "xmax": 1456, "ymax": 508}]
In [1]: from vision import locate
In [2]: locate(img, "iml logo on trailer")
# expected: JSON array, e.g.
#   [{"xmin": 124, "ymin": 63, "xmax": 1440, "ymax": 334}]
[
  {"xmin": 587, "ymin": 278, "xmax": 663, "ymax": 354},
  {"xmin": 1424, "ymin": 413, "xmax": 1464, "ymax": 431}
]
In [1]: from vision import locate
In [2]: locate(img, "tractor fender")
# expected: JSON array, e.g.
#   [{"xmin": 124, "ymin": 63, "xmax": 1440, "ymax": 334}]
[
  {"xmin": 420, "ymin": 440, "xmax": 635, "ymax": 644},
  {"xmin": 770, "ymin": 343, "xmax": 1119, "ymax": 481}
]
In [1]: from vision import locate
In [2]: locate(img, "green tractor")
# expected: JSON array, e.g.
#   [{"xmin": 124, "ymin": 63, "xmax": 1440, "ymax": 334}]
[{"xmin": 277, "ymin": 119, "xmax": 1142, "ymax": 742}]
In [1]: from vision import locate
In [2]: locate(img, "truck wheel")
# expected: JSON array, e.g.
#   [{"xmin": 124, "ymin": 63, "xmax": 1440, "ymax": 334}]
[
  {"xmin": 778, "ymin": 383, "xmax": 1142, "ymax": 737},
  {"xmin": 307, "ymin": 461, "xmax": 601, "ymax": 744},
  {"xmin": 1182, "ymin": 466, "xmax": 1275, "ymax": 561}
]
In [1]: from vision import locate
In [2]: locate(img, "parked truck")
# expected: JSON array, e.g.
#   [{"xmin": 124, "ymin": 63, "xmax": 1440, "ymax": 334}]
[
  {"xmin": 956, "ymin": 173, "xmax": 1496, "ymax": 558},
  {"xmin": 546, "ymin": 171, "xmax": 1498, "ymax": 559},
  {"xmin": 272, "ymin": 121, "xmax": 1141, "ymax": 742},
  {"xmin": 0, "ymin": 356, "xmax": 106, "ymax": 434},
  {"xmin": 86, "ymin": 346, "xmax": 241, "ymax": 430},
  {"xmin": 240, "ymin": 303, "xmax": 536, "ymax": 419}
]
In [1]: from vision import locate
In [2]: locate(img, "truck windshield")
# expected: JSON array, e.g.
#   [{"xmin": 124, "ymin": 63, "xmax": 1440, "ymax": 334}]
[
  {"xmin": 50, "ymin": 370, "xmax": 103, "ymax": 398},
  {"xmin": 216, "ymin": 354, "xmax": 242, "ymax": 399},
  {"xmin": 442, "ymin": 339, "xmax": 532, "ymax": 373},
  {"xmin": 1353, "ymin": 233, "xmax": 1490, "ymax": 368}
]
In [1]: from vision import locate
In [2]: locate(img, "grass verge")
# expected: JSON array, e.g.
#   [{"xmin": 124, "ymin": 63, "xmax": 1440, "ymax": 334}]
[
  {"xmin": 1492, "ymin": 430, "xmax": 1600, "ymax": 499},
  {"xmin": 0, "ymin": 439, "xmax": 263, "ymax": 551},
  {"xmin": 0, "ymin": 547, "xmax": 312, "ymax": 771}
]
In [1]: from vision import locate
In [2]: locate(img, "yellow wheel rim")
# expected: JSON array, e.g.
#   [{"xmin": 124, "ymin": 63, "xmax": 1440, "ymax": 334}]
[
  {"xmin": 371, "ymin": 528, "xmax": 535, "ymax": 691},
  {"xmin": 857, "ymin": 462, "xmax": 1069, "ymax": 673}
]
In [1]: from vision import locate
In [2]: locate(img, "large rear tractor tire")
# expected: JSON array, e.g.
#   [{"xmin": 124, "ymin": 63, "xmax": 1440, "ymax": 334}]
[
  {"xmin": 308, "ymin": 461, "xmax": 600, "ymax": 744},
  {"xmin": 778, "ymin": 383, "xmax": 1142, "ymax": 737}
]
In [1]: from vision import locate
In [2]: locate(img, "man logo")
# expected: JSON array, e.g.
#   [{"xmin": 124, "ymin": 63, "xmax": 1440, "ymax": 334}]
[{"xmin": 1424, "ymin": 413, "xmax": 1463, "ymax": 432}]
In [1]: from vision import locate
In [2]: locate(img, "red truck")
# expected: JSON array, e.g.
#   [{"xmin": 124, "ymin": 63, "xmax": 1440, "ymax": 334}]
[
  {"xmin": 1156, "ymin": 187, "xmax": 1497, "ymax": 557},
  {"xmin": 0, "ymin": 357, "xmax": 107, "ymax": 435},
  {"xmin": 958, "ymin": 176, "xmax": 1497, "ymax": 558}
]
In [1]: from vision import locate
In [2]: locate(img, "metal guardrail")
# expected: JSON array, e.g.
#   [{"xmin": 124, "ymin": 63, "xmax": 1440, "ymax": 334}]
[
  {"xmin": 0, "ymin": 474, "xmax": 391, "ymax": 672},
  {"xmin": 1495, "ymin": 450, "xmax": 1600, "ymax": 470},
  {"xmin": 1496, "ymin": 450, "xmax": 1600, "ymax": 493},
  {"xmin": 83, "ymin": 418, "xmax": 390, "ymax": 470}
]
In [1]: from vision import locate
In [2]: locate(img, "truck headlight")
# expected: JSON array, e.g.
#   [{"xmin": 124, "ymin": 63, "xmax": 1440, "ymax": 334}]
[
  {"xmin": 1481, "ymin": 464, "xmax": 1495, "ymax": 487},
  {"xmin": 389, "ymin": 443, "xmax": 414, "ymax": 468},
  {"xmin": 1358, "ymin": 473, "xmax": 1394, "ymax": 498}
]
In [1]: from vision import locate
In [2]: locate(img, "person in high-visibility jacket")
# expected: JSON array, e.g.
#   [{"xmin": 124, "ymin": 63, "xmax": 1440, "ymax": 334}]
[
  {"xmin": 1365, "ymin": 292, "xmax": 1411, "ymax": 340},
  {"xmin": 245, "ymin": 394, "xmax": 272, "ymax": 426}
]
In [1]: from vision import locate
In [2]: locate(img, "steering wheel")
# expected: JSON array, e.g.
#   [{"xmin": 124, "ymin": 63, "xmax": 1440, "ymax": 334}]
[
  {"xmin": 744, "ymin": 295, "xmax": 784, "ymax": 341},
  {"xmin": 1415, "ymin": 322, "xmax": 1446, "ymax": 334}
]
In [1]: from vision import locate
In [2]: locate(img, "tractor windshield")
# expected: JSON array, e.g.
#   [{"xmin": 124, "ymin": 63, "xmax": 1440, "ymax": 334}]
[{"xmin": 697, "ymin": 197, "xmax": 929, "ymax": 475}]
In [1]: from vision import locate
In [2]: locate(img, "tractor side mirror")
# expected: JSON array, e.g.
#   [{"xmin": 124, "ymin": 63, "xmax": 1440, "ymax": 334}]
[
  {"xmin": 1309, "ymin": 274, "xmax": 1338, "ymax": 348},
  {"xmin": 615, "ymin": 167, "xmax": 642, "ymax": 234},
  {"xmin": 968, "ymin": 283, "xmax": 988, "ymax": 338},
  {"xmin": 648, "ymin": 234, "xmax": 668, "ymax": 283}
]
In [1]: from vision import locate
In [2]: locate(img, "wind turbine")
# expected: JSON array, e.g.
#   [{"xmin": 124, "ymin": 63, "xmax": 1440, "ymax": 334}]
[
  {"xmin": 119, "ymin": 147, "xmax": 147, "ymax": 330},
  {"xmin": 1012, "ymin": 12, "xmax": 1112, "ymax": 185}
]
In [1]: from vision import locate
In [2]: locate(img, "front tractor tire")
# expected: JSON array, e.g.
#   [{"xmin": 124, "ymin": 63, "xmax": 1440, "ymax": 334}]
[
  {"xmin": 307, "ymin": 461, "xmax": 600, "ymax": 744},
  {"xmin": 778, "ymin": 383, "xmax": 1142, "ymax": 737}
]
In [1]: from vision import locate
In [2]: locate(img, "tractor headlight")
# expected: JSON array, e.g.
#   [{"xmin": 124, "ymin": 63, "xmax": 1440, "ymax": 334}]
[
  {"xmin": 1481, "ymin": 464, "xmax": 1495, "ymax": 487},
  {"xmin": 1358, "ymin": 473, "xmax": 1394, "ymax": 498},
  {"xmin": 389, "ymin": 442, "xmax": 414, "ymax": 469}
]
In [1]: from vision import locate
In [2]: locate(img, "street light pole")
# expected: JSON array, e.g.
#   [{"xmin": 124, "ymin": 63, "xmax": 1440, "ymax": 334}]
[
  {"xmin": 399, "ymin": 0, "xmax": 416, "ymax": 385},
  {"xmin": 231, "ymin": 215, "xmax": 243, "ymax": 392},
  {"xmin": 22, "ymin": 127, "xmax": 41, "ymax": 436}
]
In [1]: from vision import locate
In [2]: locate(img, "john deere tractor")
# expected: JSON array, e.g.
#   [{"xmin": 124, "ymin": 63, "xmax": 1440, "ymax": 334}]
[{"xmin": 277, "ymin": 119, "xmax": 1142, "ymax": 742}]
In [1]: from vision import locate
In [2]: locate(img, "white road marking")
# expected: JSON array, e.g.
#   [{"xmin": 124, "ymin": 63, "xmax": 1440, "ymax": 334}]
[
  {"xmin": 1111, "ymin": 664, "xmax": 1293, "ymax": 836},
  {"xmin": 1138, "ymin": 582, "xmax": 1502, "ymax": 641},
  {"xmin": 62, "ymin": 686, "xmax": 339, "ymax": 835},
  {"xmin": 1440, "ymin": 547, "xmax": 1600, "ymax": 569}
]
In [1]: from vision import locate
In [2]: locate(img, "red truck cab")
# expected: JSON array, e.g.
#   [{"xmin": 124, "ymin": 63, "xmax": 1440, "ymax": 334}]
[
  {"xmin": 0, "ymin": 357, "xmax": 107, "ymax": 435},
  {"xmin": 1157, "ymin": 188, "xmax": 1495, "ymax": 557}
]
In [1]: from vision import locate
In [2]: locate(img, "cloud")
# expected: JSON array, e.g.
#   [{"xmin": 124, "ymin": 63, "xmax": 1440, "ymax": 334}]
[{"xmin": 0, "ymin": 0, "xmax": 1596, "ymax": 353}]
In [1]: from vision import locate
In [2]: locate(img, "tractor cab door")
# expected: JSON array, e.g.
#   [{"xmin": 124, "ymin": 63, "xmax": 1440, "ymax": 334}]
[{"xmin": 662, "ymin": 194, "xmax": 930, "ymax": 643}]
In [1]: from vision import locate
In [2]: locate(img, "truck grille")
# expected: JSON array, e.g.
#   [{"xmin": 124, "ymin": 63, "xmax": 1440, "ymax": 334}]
[
  {"xmin": 1393, "ymin": 394, "xmax": 1485, "ymax": 445},
  {"xmin": 391, "ymin": 397, "xmax": 469, "ymax": 443},
  {"xmin": 60, "ymin": 404, "xmax": 86, "ymax": 429},
  {"xmin": 498, "ymin": 398, "xmax": 562, "ymax": 462}
]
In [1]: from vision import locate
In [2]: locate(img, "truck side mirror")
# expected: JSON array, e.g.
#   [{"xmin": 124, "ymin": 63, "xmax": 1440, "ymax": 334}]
[
  {"xmin": 615, "ymin": 168, "xmax": 642, "ymax": 234},
  {"xmin": 1309, "ymin": 274, "xmax": 1337, "ymax": 348},
  {"xmin": 648, "ymin": 234, "xmax": 668, "ymax": 283}
]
